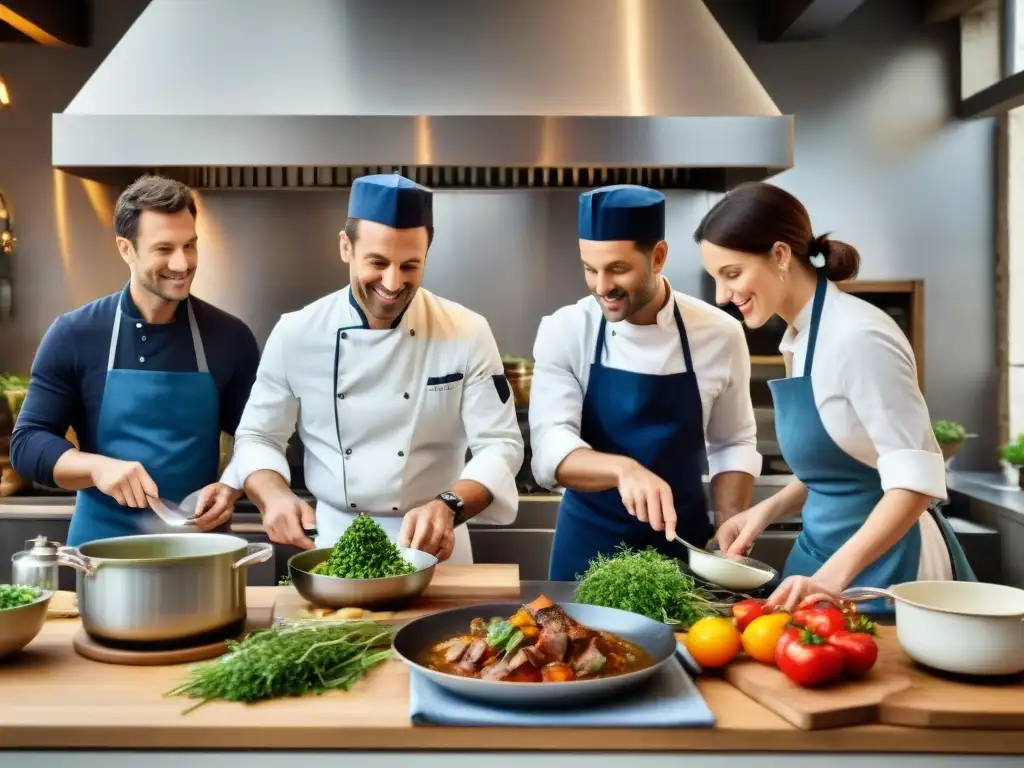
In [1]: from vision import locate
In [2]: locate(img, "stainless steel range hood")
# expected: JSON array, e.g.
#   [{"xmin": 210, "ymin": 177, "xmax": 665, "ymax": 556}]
[{"xmin": 52, "ymin": 0, "xmax": 793, "ymax": 191}]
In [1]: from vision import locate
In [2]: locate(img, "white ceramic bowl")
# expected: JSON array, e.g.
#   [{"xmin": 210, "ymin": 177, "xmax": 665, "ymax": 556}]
[{"xmin": 687, "ymin": 548, "xmax": 776, "ymax": 591}]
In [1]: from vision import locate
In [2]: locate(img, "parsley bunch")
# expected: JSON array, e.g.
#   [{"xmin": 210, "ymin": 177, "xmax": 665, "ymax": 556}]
[
  {"xmin": 312, "ymin": 514, "xmax": 416, "ymax": 579},
  {"xmin": 574, "ymin": 546, "xmax": 719, "ymax": 629}
]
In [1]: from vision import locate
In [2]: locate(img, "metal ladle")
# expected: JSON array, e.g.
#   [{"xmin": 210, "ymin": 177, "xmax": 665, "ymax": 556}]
[{"xmin": 146, "ymin": 491, "xmax": 201, "ymax": 528}]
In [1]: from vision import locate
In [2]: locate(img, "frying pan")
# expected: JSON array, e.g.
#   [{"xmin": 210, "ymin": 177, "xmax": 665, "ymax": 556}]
[{"xmin": 392, "ymin": 601, "xmax": 679, "ymax": 708}]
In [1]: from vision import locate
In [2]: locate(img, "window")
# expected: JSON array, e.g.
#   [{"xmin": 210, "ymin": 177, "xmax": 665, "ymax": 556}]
[{"xmin": 958, "ymin": 1, "xmax": 1023, "ymax": 445}]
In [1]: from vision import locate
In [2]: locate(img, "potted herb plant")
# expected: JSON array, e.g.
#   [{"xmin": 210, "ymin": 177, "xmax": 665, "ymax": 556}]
[
  {"xmin": 999, "ymin": 433, "xmax": 1024, "ymax": 490},
  {"xmin": 932, "ymin": 420, "xmax": 975, "ymax": 466}
]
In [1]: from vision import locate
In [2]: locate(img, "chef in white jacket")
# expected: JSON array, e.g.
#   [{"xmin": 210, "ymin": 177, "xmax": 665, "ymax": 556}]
[
  {"xmin": 529, "ymin": 184, "xmax": 762, "ymax": 581},
  {"xmin": 695, "ymin": 181, "xmax": 974, "ymax": 613},
  {"xmin": 231, "ymin": 174, "xmax": 524, "ymax": 563}
]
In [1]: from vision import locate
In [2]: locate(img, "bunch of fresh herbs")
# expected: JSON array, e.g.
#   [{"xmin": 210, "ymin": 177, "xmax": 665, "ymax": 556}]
[
  {"xmin": 0, "ymin": 584, "xmax": 41, "ymax": 611},
  {"xmin": 932, "ymin": 420, "xmax": 967, "ymax": 445},
  {"xmin": 312, "ymin": 513, "xmax": 415, "ymax": 579},
  {"xmin": 166, "ymin": 620, "xmax": 394, "ymax": 713},
  {"xmin": 574, "ymin": 545, "xmax": 720, "ymax": 629}
]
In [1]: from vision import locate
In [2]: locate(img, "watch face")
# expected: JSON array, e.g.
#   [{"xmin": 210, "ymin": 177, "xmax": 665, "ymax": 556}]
[{"xmin": 440, "ymin": 491, "xmax": 463, "ymax": 509}]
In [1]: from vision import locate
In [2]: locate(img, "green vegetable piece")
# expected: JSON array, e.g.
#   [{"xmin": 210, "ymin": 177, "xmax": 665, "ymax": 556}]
[
  {"xmin": 166, "ymin": 620, "xmax": 395, "ymax": 712},
  {"xmin": 0, "ymin": 584, "xmax": 42, "ymax": 611},
  {"xmin": 504, "ymin": 629, "xmax": 525, "ymax": 655},
  {"xmin": 314, "ymin": 514, "xmax": 416, "ymax": 580},
  {"xmin": 486, "ymin": 620, "xmax": 515, "ymax": 648},
  {"xmin": 573, "ymin": 545, "xmax": 718, "ymax": 629}
]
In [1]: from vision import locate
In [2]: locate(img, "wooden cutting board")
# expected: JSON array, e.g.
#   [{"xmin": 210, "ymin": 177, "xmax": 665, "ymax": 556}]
[
  {"xmin": 273, "ymin": 562, "xmax": 520, "ymax": 622},
  {"xmin": 723, "ymin": 626, "xmax": 1024, "ymax": 730}
]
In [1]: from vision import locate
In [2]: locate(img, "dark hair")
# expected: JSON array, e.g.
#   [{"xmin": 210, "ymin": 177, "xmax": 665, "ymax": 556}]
[
  {"xmin": 692, "ymin": 182, "xmax": 860, "ymax": 282},
  {"xmin": 344, "ymin": 218, "xmax": 435, "ymax": 249},
  {"xmin": 113, "ymin": 175, "xmax": 197, "ymax": 246}
]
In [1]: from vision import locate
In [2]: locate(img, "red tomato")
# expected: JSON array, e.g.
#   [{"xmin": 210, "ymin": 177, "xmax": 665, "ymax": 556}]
[
  {"xmin": 775, "ymin": 627, "xmax": 845, "ymax": 686},
  {"xmin": 792, "ymin": 605, "xmax": 847, "ymax": 639},
  {"xmin": 731, "ymin": 599, "xmax": 768, "ymax": 632},
  {"xmin": 826, "ymin": 629, "xmax": 878, "ymax": 677}
]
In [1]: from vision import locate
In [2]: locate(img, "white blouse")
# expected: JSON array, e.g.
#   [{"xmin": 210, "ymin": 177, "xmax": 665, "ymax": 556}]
[
  {"xmin": 528, "ymin": 276, "xmax": 762, "ymax": 491},
  {"xmin": 779, "ymin": 280, "xmax": 951, "ymax": 579}
]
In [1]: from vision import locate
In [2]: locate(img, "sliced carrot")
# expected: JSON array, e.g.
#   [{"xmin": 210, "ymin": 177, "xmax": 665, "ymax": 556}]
[
  {"xmin": 526, "ymin": 595, "xmax": 553, "ymax": 613},
  {"xmin": 509, "ymin": 608, "xmax": 536, "ymax": 628},
  {"xmin": 541, "ymin": 662, "xmax": 576, "ymax": 682}
]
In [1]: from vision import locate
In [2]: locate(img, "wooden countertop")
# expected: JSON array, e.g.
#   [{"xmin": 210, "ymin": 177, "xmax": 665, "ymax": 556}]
[{"xmin": 1, "ymin": 587, "xmax": 1022, "ymax": 753}]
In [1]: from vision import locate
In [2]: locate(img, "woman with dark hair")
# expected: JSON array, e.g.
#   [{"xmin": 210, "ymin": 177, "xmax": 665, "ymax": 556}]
[{"xmin": 695, "ymin": 182, "xmax": 975, "ymax": 612}]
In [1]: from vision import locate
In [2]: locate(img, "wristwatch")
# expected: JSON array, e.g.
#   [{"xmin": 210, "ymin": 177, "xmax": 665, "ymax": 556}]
[{"xmin": 435, "ymin": 491, "xmax": 465, "ymax": 526}]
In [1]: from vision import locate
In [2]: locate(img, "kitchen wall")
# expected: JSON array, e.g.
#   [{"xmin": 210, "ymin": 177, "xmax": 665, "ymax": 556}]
[{"xmin": 0, "ymin": 0, "xmax": 999, "ymax": 468}]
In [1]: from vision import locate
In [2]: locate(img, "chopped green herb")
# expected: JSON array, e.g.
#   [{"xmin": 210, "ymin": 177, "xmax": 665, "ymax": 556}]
[
  {"xmin": 166, "ymin": 620, "xmax": 394, "ymax": 713},
  {"xmin": 0, "ymin": 584, "xmax": 41, "ymax": 611},
  {"xmin": 485, "ymin": 619, "xmax": 515, "ymax": 648},
  {"xmin": 574, "ymin": 545, "xmax": 720, "ymax": 629},
  {"xmin": 311, "ymin": 513, "xmax": 415, "ymax": 579}
]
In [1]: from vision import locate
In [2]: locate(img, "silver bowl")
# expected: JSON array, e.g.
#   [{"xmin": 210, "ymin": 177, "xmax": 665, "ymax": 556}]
[
  {"xmin": 392, "ymin": 601, "xmax": 679, "ymax": 708},
  {"xmin": 0, "ymin": 588, "xmax": 53, "ymax": 659},
  {"xmin": 288, "ymin": 546, "xmax": 437, "ymax": 609}
]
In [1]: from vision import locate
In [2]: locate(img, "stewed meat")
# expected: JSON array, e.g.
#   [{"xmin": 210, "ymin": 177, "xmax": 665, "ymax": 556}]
[{"xmin": 422, "ymin": 595, "xmax": 653, "ymax": 684}]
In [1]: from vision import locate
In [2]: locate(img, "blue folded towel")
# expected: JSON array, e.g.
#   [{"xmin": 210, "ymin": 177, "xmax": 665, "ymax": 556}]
[{"xmin": 408, "ymin": 644, "xmax": 715, "ymax": 728}]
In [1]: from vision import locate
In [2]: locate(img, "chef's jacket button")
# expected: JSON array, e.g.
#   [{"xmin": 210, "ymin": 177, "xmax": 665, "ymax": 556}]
[
  {"xmin": 139, "ymin": 356, "xmax": 145, "ymax": 363},
  {"xmin": 345, "ymin": 448, "xmax": 352, "ymax": 456},
  {"xmin": 392, "ymin": 507, "xmax": 398, "ymax": 511},
  {"xmin": 341, "ymin": 332, "xmax": 348, "ymax": 340},
  {"xmin": 398, "ymin": 450, "xmax": 404, "ymax": 457},
  {"xmin": 409, "ymin": 329, "xmax": 416, "ymax": 337},
  {"xmin": 403, "ymin": 393, "xmax": 409, "ymax": 399},
  {"xmin": 611, "ymin": 330, "xmax": 617, "ymax": 336},
  {"xmin": 136, "ymin": 322, "xmax": 142, "ymax": 329},
  {"xmin": 337, "ymin": 393, "xmax": 345, "ymax": 399},
  {"xmin": 350, "ymin": 503, "xmax": 356, "ymax": 508}
]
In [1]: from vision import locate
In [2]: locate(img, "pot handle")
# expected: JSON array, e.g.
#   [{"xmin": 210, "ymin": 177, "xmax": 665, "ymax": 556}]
[
  {"xmin": 55, "ymin": 547, "xmax": 95, "ymax": 577},
  {"xmin": 839, "ymin": 586, "xmax": 895, "ymax": 604},
  {"xmin": 233, "ymin": 542, "xmax": 274, "ymax": 571}
]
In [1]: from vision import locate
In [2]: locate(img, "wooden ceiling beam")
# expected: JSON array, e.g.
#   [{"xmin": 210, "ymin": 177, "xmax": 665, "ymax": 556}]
[
  {"xmin": 758, "ymin": 0, "xmax": 868, "ymax": 42},
  {"xmin": 922, "ymin": 0, "xmax": 994, "ymax": 24}
]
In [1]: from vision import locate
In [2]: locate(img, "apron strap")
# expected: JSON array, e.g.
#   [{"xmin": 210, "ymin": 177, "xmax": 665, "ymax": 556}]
[
  {"xmin": 592, "ymin": 316, "xmax": 609, "ymax": 369},
  {"xmin": 186, "ymin": 301, "xmax": 209, "ymax": 374},
  {"xmin": 802, "ymin": 271, "xmax": 828, "ymax": 378},
  {"xmin": 671, "ymin": 301, "xmax": 695, "ymax": 374},
  {"xmin": 107, "ymin": 297, "xmax": 209, "ymax": 373},
  {"xmin": 107, "ymin": 303, "xmax": 123, "ymax": 371}
]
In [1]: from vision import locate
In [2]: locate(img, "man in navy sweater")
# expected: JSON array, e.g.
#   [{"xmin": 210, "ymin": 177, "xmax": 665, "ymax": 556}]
[{"xmin": 10, "ymin": 175, "xmax": 261, "ymax": 546}]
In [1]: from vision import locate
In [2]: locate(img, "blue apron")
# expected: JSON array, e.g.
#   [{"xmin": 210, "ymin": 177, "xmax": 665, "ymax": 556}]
[
  {"xmin": 67, "ymin": 300, "xmax": 221, "ymax": 547},
  {"xmin": 768, "ymin": 273, "xmax": 976, "ymax": 613},
  {"xmin": 548, "ymin": 301, "xmax": 711, "ymax": 581}
]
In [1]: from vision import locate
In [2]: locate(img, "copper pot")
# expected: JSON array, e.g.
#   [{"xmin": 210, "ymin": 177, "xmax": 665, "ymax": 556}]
[{"xmin": 503, "ymin": 360, "xmax": 532, "ymax": 406}]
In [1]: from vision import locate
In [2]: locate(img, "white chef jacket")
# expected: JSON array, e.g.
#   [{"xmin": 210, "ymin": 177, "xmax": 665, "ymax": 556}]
[
  {"xmin": 529, "ymin": 277, "xmax": 762, "ymax": 492},
  {"xmin": 230, "ymin": 286, "xmax": 525, "ymax": 563},
  {"xmin": 780, "ymin": 279, "xmax": 952, "ymax": 580}
]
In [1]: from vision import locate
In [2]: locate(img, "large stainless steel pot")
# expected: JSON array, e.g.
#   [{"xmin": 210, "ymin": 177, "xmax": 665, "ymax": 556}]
[{"xmin": 56, "ymin": 533, "xmax": 272, "ymax": 644}]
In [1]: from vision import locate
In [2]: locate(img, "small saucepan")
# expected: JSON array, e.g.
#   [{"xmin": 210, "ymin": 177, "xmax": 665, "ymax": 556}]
[{"xmin": 840, "ymin": 581, "xmax": 1024, "ymax": 677}]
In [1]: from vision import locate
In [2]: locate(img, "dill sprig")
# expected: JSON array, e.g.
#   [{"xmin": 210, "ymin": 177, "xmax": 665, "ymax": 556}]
[{"xmin": 166, "ymin": 620, "xmax": 395, "ymax": 713}]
